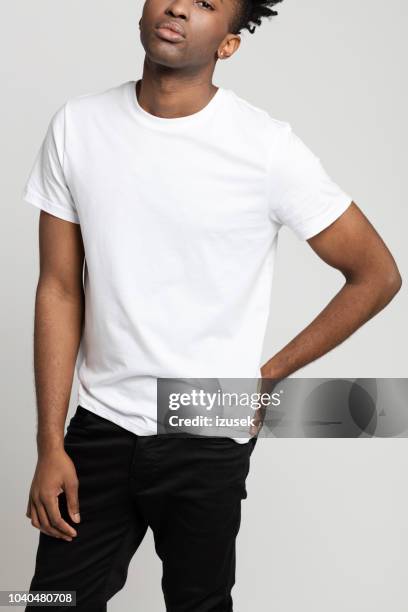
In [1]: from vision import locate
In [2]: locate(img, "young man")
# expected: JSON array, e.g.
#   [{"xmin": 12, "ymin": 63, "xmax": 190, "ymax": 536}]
[{"xmin": 22, "ymin": 0, "xmax": 401, "ymax": 610}]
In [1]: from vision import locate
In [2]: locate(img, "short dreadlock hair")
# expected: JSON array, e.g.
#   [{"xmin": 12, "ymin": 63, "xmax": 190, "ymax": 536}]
[{"xmin": 230, "ymin": 0, "xmax": 283, "ymax": 35}]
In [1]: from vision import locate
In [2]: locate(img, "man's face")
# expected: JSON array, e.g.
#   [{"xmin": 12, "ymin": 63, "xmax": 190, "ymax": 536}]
[{"xmin": 139, "ymin": 0, "xmax": 240, "ymax": 69}]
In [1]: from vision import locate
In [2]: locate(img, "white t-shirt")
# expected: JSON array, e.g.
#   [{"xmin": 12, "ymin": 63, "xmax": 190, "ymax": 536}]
[{"xmin": 22, "ymin": 79, "xmax": 352, "ymax": 444}]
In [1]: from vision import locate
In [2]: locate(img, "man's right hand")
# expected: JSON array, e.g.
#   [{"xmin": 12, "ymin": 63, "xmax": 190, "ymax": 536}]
[{"xmin": 25, "ymin": 450, "xmax": 81, "ymax": 542}]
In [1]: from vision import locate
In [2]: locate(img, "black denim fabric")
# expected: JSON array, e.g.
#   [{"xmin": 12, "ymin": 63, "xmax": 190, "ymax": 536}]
[{"xmin": 26, "ymin": 405, "xmax": 257, "ymax": 611}]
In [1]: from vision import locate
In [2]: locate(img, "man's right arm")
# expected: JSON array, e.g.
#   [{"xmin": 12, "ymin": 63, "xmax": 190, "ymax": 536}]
[{"xmin": 25, "ymin": 210, "xmax": 85, "ymax": 542}]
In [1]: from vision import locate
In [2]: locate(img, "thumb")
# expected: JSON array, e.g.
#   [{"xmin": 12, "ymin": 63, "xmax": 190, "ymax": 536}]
[{"xmin": 65, "ymin": 479, "xmax": 81, "ymax": 523}]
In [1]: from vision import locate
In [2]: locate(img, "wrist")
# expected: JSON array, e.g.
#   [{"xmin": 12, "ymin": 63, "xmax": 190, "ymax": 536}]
[
  {"xmin": 36, "ymin": 432, "xmax": 65, "ymax": 457},
  {"xmin": 260, "ymin": 362, "xmax": 286, "ymax": 380}
]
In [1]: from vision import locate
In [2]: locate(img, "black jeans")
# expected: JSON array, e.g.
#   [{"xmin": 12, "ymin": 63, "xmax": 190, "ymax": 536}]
[{"xmin": 26, "ymin": 405, "xmax": 257, "ymax": 611}]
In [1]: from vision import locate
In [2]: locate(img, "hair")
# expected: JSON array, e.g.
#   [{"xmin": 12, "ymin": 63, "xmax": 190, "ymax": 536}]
[{"xmin": 230, "ymin": 0, "xmax": 283, "ymax": 35}]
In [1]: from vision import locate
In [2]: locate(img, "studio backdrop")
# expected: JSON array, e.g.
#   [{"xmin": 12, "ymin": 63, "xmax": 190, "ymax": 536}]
[{"xmin": 1, "ymin": 1, "xmax": 407, "ymax": 611}]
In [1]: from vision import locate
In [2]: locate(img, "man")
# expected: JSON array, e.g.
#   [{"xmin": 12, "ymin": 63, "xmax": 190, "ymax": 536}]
[{"xmin": 22, "ymin": 0, "xmax": 401, "ymax": 609}]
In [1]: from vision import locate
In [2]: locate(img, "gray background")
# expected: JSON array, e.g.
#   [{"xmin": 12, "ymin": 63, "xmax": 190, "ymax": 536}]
[{"xmin": 1, "ymin": 0, "xmax": 407, "ymax": 610}]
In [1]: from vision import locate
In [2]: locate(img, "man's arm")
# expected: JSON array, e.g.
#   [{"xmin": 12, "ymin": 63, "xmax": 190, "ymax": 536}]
[
  {"xmin": 25, "ymin": 211, "xmax": 85, "ymax": 541},
  {"xmin": 260, "ymin": 202, "xmax": 402, "ymax": 380}
]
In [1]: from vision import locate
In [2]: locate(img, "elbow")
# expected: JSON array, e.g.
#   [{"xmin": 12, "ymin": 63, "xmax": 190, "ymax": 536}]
[
  {"xmin": 389, "ymin": 270, "xmax": 402, "ymax": 296},
  {"xmin": 348, "ymin": 265, "xmax": 403, "ymax": 312},
  {"xmin": 380, "ymin": 267, "xmax": 402, "ymax": 303}
]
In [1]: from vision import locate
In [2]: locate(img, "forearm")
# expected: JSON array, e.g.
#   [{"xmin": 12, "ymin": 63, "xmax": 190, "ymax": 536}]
[
  {"xmin": 33, "ymin": 281, "xmax": 84, "ymax": 457},
  {"xmin": 261, "ymin": 275, "xmax": 401, "ymax": 379}
]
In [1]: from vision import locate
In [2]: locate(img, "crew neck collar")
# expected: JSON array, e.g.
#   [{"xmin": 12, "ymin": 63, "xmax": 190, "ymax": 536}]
[{"xmin": 125, "ymin": 79, "xmax": 226, "ymax": 127}]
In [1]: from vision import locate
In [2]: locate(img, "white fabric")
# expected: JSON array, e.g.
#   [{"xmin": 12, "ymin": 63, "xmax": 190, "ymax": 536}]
[{"xmin": 22, "ymin": 79, "xmax": 353, "ymax": 444}]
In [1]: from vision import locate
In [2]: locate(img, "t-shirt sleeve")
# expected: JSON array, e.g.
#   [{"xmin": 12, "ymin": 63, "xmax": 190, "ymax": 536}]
[
  {"xmin": 267, "ymin": 121, "xmax": 352, "ymax": 240},
  {"xmin": 22, "ymin": 103, "xmax": 80, "ymax": 224}
]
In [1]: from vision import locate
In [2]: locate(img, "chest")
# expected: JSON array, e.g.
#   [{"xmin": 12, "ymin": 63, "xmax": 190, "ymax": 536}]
[{"xmin": 68, "ymin": 127, "xmax": 270, "ymax": 237}]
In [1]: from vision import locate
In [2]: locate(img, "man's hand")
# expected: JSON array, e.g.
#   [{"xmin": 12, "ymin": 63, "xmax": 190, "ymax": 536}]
[
  {"xmin": 25, "ymin": 450, "xmax": 80, "ymax": 542},
  {"xmin": 250, "ymin": 370, "xmax": 285, "ymax": 436}
]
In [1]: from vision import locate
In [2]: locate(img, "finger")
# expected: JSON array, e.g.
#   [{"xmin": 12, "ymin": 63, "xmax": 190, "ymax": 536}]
[
  {"xmin": 249, "ymin": 406, "xmax": 265, "ymax": 435},
  {"xmin": 38, "ymin": 526, "xmax": 68, "ymax": 540},
  {"xmin": 36, "ymin": 499, "xmax": 72, "ymax": 541},
  {"xmin": 30, "ymin": 502, "xmax": 65, "ymax": 539},
  {"xmin": 29, "ymin": 502, "xmax": 41, "ymax": 530},
  {"xmin": 26, "ymin": 496, "xmax": 32, "ymax": 518},
  {"xmin": 43, "ymin": 495, "xmax": 77, "ymax": 538},
  {"xmin": 250, "ymin": 417, "xmax": 262, "ymax": 436},
  {"xmin": 65, "ymin": 480, "xmax": 81, "ymax": 524}
]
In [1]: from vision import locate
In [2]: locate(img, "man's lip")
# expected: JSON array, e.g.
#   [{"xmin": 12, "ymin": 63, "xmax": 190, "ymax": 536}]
[
  {"xmin": 155, "ymin": 27, "xmax": 185, "ymax": 43},
  {"xmin": 155, "ymin": 21, "xmax": 186, "ymax": 38}
]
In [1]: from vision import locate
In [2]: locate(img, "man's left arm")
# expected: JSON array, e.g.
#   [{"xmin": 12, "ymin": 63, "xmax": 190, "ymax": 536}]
[{"xmin": 261, "ymin": 201, "xmax": 402, "ymax": 380}]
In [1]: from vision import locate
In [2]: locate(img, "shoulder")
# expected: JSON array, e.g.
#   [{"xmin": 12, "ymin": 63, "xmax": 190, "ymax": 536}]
[
  {"xmin": 59, "ymin": 81, "xmax": 127, "ymax": 126},
  {"xmin": 225, "ymin": 88, "xmax": 293, "ymax": 157},
  {"xmin": 226, "ymin": 88, "xmax": 291, "ymax": 133}
]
